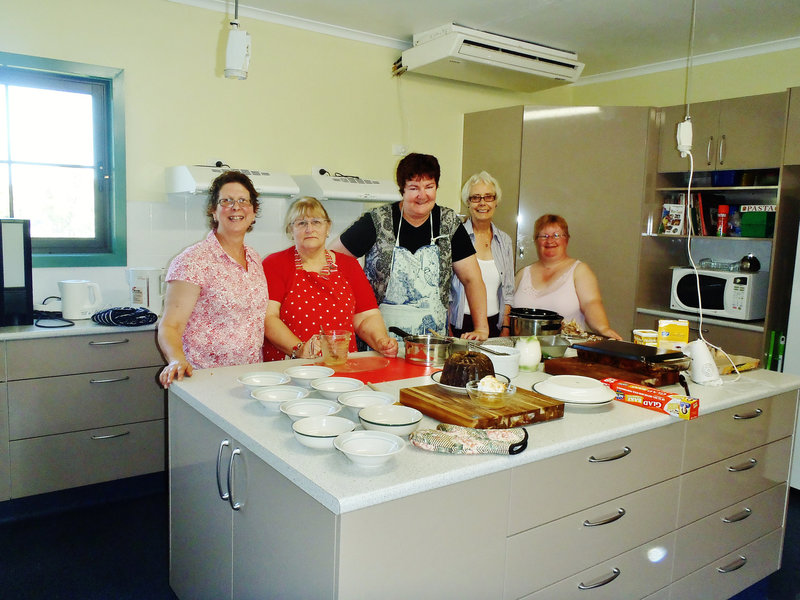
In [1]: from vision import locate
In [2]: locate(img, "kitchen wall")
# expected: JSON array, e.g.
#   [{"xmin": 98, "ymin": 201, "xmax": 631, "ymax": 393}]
[{"xmin": 2, "ymin": 0, "xmax": 799, "ymax": 306}]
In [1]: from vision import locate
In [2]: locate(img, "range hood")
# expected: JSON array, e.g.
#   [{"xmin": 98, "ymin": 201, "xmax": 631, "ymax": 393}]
[
  {"xmin": 294, "ymin": 169, "xmax": 400, "ymax": 203},
  {"xmin": 166, "ymin": 165, "xmax": 299, "ymax": 197}
]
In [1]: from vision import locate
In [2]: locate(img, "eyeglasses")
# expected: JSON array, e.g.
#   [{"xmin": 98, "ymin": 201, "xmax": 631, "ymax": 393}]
[
  {"xmin": 535, "ymin": 233, "xmax": 568, "ymax": 241},
  {"xmin": 468, "ymin": 194, "xmax": 497, "ymax": 204},
  {"xmin": 292, "ymin": 218, "xmax": 329, "ymax": 230},
  {"xmin": 218, "ymin": 198, "xmax": 252, "ymax": 208}
]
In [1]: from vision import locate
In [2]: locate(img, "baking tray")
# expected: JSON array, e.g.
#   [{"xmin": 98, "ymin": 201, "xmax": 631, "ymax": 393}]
[{"xmin": 570, "ymin": 339, "xmax": 685, "ymax": 363}]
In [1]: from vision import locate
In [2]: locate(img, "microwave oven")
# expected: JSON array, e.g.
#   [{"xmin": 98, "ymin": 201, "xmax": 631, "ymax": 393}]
[{"xmin": 670, "ymin": 267, "xmax": 768, "ymax": 321}]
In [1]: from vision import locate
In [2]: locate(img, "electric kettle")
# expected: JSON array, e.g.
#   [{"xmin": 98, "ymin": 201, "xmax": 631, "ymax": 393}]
[
  {"xmin": 127, "ymin": 267, "xmax": 166, "ymax": 315},
  {"xmin": 58, "ymin": 280, "xmax": 103, "ymax": 320}
]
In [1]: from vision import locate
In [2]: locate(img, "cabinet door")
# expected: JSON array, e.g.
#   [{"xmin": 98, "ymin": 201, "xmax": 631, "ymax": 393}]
[
  {"xmin": 0, "ymin": 383, "xmax": 9, "ymax": 502},
  {"xmin": 169, "ymin": 397, "xmax": 233, "ymax": 600},
  {"xmin": 717, "ymin": 93, "xmax": 787, "ymax": 170},
  {"xmin": 658, "ymin": 102, "xmax": 719, "ymax": 173},
  {"xmin": 785, "ymin": 87, "xmax": 800, "ymax": 165}
]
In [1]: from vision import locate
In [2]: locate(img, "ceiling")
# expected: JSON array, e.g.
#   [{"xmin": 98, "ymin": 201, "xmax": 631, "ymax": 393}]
[{"xmin": 183, "ymin": 0, "xmax": 800, "ymax": 80}]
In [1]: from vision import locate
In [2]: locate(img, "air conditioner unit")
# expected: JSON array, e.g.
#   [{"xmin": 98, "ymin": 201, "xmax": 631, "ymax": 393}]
[
  {"xmin": 166, "ymin": 165, "xmax": 299, "ymax": 197},
  {"xmin": 399, "ymin": 24, "xmax": 584, "ymax": 92}
]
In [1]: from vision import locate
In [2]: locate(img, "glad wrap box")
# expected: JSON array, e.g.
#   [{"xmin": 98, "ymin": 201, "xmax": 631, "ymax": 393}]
[{"xmin": 602, "ymin": 378, "xmax": 699, "ymax": 420}]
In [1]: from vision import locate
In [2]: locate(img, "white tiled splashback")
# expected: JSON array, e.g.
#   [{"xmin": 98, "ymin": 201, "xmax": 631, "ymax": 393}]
[{"xmin": 32, "ymin": 195, "xmax": 369, "ymax": 308}]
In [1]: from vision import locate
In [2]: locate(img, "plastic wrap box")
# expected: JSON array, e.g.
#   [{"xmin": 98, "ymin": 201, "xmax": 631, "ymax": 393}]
[{"xmin": 602, "ymin": 378, "xmax": 699, "ymax": 420}]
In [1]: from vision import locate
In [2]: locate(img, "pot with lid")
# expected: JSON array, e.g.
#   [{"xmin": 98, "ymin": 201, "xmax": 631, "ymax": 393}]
[
  {"xmin": 389, "ymin": 327, "xmax": 453, "ymax": 367},
  {"xmin": 508, "ymin": 308, "xmax": 563, "ymax": 337}
]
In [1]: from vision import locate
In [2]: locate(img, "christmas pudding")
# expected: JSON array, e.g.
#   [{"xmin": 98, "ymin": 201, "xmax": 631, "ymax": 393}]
[{"xmin": 439, "ymin": 351, "xmax": 495, "ymax": 387}]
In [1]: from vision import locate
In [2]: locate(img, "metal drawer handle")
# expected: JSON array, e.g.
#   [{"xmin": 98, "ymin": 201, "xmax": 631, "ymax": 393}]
[
  {"xmin": 733, "ymin": 408, "xmax": 763, "ymax": 420},
  {"xmin": 706, "ymin": 136, "xmax": 714, "ymax": 166},
  {"xmin": 721, "ymin": 508, "xmax": 752, "ymax": 523},
  {"xmin": 91, "ymin": 430, "xmax": 130, "ymax": 440},
  {"xmin": 718, "ymin": 134, "xmax": 726, "ymax": 165},
  {"xmin": 584, "ymin": 508, "xmax": 626, "ymax": 527},
  {"xmin": 89, "ymin": 376, "xmax": 131, "ymax": 384},
  {"xmin": 717, "ymin": 555, "xmax": 747, "ymax": 573},
  {"xmin": 578, "ymin": 568, "xmax": 621, "ymax": 590},
  {"xmin": 227, "ymin": 448, "xmax": 243, "ymax": 511},
  {"xmin": 588, "ymin": 446, "xmax": 631, "ymax": 463},
  {"xmin": 728, "ymin": 458, "xmax": 757, "ymax": 472},
  {"xmin": 89, "ymin": 338, "xmax": 130, "ymax": 346},
  {"xmin": 216, "ymin": 439, "xmax": 230, "ymax": 500}
]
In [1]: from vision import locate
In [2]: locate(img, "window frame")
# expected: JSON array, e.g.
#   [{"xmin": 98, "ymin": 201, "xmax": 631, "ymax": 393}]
[{"xmin": 0, "ymin": 51, "xmax": 126, "ymax": 267}]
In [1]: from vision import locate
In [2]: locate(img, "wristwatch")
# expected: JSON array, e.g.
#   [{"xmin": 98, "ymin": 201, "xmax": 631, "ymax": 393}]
[{"xmin": 291, "ymin": 341, "xmax": 303, "ymax": 359}]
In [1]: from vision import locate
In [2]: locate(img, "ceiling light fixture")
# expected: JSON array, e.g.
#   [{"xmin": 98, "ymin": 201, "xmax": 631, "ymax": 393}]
[{"xmin": 224, "ymin": 0, "xmax": 250, "ymax": 80}]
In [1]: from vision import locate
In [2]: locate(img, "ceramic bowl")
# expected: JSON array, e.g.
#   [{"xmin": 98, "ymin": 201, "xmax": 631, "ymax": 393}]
[
  {"xmin": 284, "ymin": 365, "xmax": 335, "ymax": 387},
  {"xmin": 279, "ymin": 398, "xmax": 341, "ymax": 421},
  {"xmin": 465, "ymin": 379, "xmax": 518, "ymax": 407},
  {"xmin": 251, "ymin": 385, "xmax": 309, "ymax": 412},
  {"xmin": 292, "ymin": 416, "xmax": 356, "ymax": 449},
  {"xmin": 337, "ymin": 390, "xmax": 395, "ymax": 421},
  {"xmin": 358, "ymin": 405, "xmax": 423, "ymax": 437},
  {"xmin": 334, "ymin": 430, "xmax": 404, "ymax": 467},
  {"xmin": 237, "ymin": 370, "xmax": 291, "ymax": 391},
  {"xmin": 310, "ymin": 377, "xmax": 364, "ymax": 400},
  {"xmin": 476, "ymin": 345, "xmax": 521, "ymax": 379}
]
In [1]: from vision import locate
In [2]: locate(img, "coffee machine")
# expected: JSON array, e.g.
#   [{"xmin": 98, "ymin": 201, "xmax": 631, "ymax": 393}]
[{"xmin": 0, "ymin": 219, "xmax": 33, "ymax": 326}]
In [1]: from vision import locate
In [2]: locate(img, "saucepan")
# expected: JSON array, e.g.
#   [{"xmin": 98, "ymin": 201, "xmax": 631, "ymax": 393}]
[
  {"xmin": 389, "ymin": 327, "xmax": 453, "ymax": 367},
  {"xmin": 508, "ymin": 308, "xmax": 563, "ymax": 337}
]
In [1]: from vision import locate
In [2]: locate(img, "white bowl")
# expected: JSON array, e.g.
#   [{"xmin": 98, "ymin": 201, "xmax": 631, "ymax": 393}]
[
  {"xmin": 334, "ymin": 430, "xmax": 404, "ymax": 467},
  {"xmin": 284, "ymin": 365, "xmax": 335, "ymax": 387},
  {"xmin": 280, "ymin": 398, "xmax": 342, "ymax": 421},
  {"xmin": 237, "ymin": 370, "xmax": 291, "ymax": 391},
  {"xmin": 337, "ymin": 390, "xmax": 395, "ymax": 421},
  {"xmin": 292, "ymin": 416, "xmax": 356, "ymax": 449},
  {"xmin": 359, "ymin": 404, "xmax": 423, "ymax": 437},
  {"xmin": 251, "ymin": 385, "xmax": 309, "ymax": 412},
  {"xmin": 476, "ymin": 345, "xmax": 521, "ymax": 379},
  {"xmin": 310, "ymin": 376, "xmax": 364, "ymax": 400}
]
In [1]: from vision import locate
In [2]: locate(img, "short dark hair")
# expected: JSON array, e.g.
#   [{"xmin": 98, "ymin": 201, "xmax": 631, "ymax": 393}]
[
  {"xmin": 206, "ymin": 170, "xmax": 260, "ymax": 231},
  {"xmin": 395, "ymin": 152, "xmax": 440, "ymax": 194}
]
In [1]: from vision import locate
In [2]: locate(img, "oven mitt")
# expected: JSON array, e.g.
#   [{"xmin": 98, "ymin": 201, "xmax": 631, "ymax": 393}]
[{"xmin": 409, "ymin": 424, "xmax": 528, "ymax": 455}]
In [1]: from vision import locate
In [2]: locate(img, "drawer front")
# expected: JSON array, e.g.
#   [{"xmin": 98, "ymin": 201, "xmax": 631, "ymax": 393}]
[
  {"xmin": 522, "ymin": 533, "xmax": 675, "ymax": 600},
  {"xmin": 684, "ymin": 392, "xmax": 797, "ymax": 472},
  {"xmin": 8, "ymin": 367, "xmax": 164, "ymax": 439},
  {"xmin": 0, "ymin": 384, "xmax": 9, "ymax": 501},
  {"xmin": 678, "ymin": 437, "xmax": 791, "ymax": 526},
  {"xmin": 509, "ymin": 423, "xmax": 683, "ymax": 534},
  {"xmin": 6, "ymin": 330, "xmax": 163, "ymax": 379},
  {"xmin": 505, "ymin": 477, "xmax": 680, "ymax": 599},
  {"xmin": 9, "ymin": 419, "xmax": 165, "ymax": 498},
  {"xmin": 668, "ymin": 528, "xmax": 783, "ymax": 600},
  {"xmin": 0, "ymin": 342, "xmax": 6, "ymax": 381},
  {"xmin": 673, "ymin": 483, "xmax": 786, "ymax": 580}
]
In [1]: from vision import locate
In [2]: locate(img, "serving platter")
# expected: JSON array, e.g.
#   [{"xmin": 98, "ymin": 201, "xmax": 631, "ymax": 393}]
[{"xmin": 532, "ymin": 375, "xmax": 615, "ymax": 405}]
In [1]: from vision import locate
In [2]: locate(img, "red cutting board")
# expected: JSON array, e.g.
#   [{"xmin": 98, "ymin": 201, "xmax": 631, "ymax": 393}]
[
  {"xmin": 399, "ymin": 384, "xmax": 564, "ymax": 429},
  {"xmin": 319, "ymin": 357, "xmax": 435, "ymax": 384}
]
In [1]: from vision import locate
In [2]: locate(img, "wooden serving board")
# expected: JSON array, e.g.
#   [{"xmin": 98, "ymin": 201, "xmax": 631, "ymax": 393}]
[
  {"xmin": 399, "ymin": 384, "xmax": 564, "ymax": 429},
  {"xmin": 543, "ymin": 357, "xmax": 680, "ymax": 387}
]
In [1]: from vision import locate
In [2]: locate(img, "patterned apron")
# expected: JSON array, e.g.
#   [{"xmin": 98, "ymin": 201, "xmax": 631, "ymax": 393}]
[{"xmin": 379, "ymin": 209, "xmax": 448, "ymax": 338}]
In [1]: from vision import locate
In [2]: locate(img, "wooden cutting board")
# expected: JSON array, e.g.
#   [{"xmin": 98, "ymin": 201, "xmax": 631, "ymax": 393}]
[
  {"xmin": 543, "ymin": 357, "xmax": 680, "ymax": 387},
  {"xmin": 399, "ymin": 384, "xmax": 564, "ymax": 429}
]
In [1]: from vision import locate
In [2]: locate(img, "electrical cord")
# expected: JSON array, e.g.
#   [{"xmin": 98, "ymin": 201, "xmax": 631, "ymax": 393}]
[{"xmin": 91, "ymin": 307, "xmax": 158, "ymax": 327}]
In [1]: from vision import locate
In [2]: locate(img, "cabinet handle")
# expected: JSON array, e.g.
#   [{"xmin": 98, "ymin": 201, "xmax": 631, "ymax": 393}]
[
  {"xmin": 91, "ymin": 430, "xmax": 130, "ymax": 440},
  {"xmin": 583, "ymin": 508, "xmax": 626, "ymax": 527},
  {"xmin": 88, "ymin": 338, "xmax": 130, "ymax": 346},
  {"xmin": 577, "ymin": 568, "xmax": 621, "ymax": 590},
  {"xmin": 216, "ymin": 439, "xmax": 230, "ymax": 500},
  {"xmin": 89, "ymin": 376, "xmax": 130, "ymax": 384},
  {"xmin": 588, "ymin": 446, "xmax": 631, "ymax": 463},
  {"xmin": 706, "ymin": 136, "xmax": 714, "ymax": 166},
  {"xmin": 718, "ymin": 134, "xmax": 726, "ymax": 165},
  {"xmin": 721, "ymin": 507, "xmax": 752, "ymax": 523},
  {"xmin": 717, "ymin": 555, "xmax": 747, "ymax": 573},
  {"xmin": 728, "ymin": 458, "xmax": 757, "ymax": 472},
  {"xmin": 733, "ymin": 408, "xmax": 762, "ymax": 420},
  {"xmin": 227, "ymin": 448, "xmax": 243, "ymax": 511}
]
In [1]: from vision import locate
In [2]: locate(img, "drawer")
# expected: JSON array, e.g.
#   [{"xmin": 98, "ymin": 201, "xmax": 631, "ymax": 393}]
[
  {"xmin": 8, "ymin": 367, "xmax": 164, "ymax": 439},
  {"xmin": 0, "ymin": 342, "xmax": 6, "ymax": 381},
  {"xmin": 673, "ymin": 483, "xmax": 786, "ymax": 580},
  {"xmin": 667, "ymin": 528, "xmax": 783, "ymax": 600},
  {"xmin": 9, "ymin": 419, "xmax": 165, "ymax": 498},
  {"xmin": 6, "ymin": 330, "xmax": 163, "ymax": 379},
  {"xmin": 683, "ymin": 392, "xmax": 797, "ymax": 472},
  {"xmin": 678, "ymin": 437, "xmax": 791, "ymax": 527},
  {"xmin": 522, "ymin": 533, "xmax": 675, "ymax": 600},
  {"xmin": 0, "ymin": 384, "xmax": 9, "ymax": 501},
  {"xmin": 509, "ymin": 422, "xmax": 683, "ymax": 534},
  {"xmin": 505, "ymin": 477, "xmax": 680, "ymax": 599}
]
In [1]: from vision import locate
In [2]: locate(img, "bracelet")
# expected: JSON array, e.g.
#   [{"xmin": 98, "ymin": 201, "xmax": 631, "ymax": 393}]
[
  {"xmin": 290, "ymin": 341, "xmax": 303, "ymax": 359},
  {"xmin": 501, "ymin": 325, "xmax": 510, "ymax": 330}
]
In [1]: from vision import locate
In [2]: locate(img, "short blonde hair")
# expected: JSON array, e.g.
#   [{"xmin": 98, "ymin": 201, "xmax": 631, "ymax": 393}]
[
  {"xmin": 284, "ymin": 197, "xmax": 331, "ymax": 237},
  {"xmin": 461, "ymin": 171, "xmax": 502, "ymax": 207}
]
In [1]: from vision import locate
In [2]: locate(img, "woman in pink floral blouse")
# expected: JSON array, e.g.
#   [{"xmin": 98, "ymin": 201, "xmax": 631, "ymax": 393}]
[{"xmin": 157, "ymin": 171, "xmax": 269, "ymax": 388}]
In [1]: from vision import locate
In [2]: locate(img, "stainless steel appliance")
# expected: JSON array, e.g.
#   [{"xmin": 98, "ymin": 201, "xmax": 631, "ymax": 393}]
[{"xmin": 0, "ymin": 219, "xmax": 33, "ymax": 325}]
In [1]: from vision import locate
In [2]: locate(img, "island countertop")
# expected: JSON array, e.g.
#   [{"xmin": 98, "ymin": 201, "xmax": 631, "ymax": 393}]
[{"xmin": 169, "ymin": 353, "xmax": 800, "ymax": 515}]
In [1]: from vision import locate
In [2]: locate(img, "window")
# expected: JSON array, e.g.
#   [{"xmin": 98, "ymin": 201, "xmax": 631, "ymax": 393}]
[{"xmin": 0, "ymin": 52, "xmax": 126, "ymax": 267}]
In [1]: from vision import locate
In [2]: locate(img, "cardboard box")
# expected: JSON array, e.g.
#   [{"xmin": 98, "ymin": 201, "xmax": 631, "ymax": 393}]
[
  {"xmin": 602, "ymin": 378, "xmax": 699, "ymax": 420},
  {"xmin": 657, "ymin": 319, "xmax": 689, "ymax": 351}
]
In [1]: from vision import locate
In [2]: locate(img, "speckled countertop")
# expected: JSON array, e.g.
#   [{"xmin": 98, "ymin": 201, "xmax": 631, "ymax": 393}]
[
  {"xmin": 169, "ymin": 353, "xmax": 800, "ymax": 515},
  {"xmin": 0, "ymin": 320, "xmax": 157, "ymax": 340}
]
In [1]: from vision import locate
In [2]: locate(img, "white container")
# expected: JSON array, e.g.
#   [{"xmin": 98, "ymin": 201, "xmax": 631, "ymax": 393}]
[
  {"xmin": 477, "ymin": 344, "xmax": 520, "ymax": 379},
  {"xmin": 337, "ymin": 390, "xmax": 395, "ymax": 421},
  {"xmin": 334, "ymin": 430, "xmax": 404, "ymax": 467},
  {"xmin": 310, "ymin": 377, "xmax": 364, "ymax": 399},
  {"xmin": 58, "ymin": 280, "xmax": 103, "ymax": 320},
  {"xmin": 127, "ymin": 267, "xmax": 166, "ymax": 315},
  {"xmin": 292, "ymin": 416, "xmax": 356, "ymax": 449},
  {"xmin": 284, "ymin": 365, "xmax": 335, "ymax": 387},
  {"xmin": 251, "ymin": 385, "xmax": 309, "ymax": 412},
  {"xmin": 515, "ymin": 337, "xmax": 542, "ymax": 371}
]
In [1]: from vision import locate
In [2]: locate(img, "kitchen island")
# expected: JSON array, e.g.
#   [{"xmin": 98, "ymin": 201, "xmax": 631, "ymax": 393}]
[{"xmin": 168, "ymin": 354, "xmax": 800, "ymax": 600}]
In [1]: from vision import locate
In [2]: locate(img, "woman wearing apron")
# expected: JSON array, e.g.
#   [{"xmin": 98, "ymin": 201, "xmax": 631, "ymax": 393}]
[
  {"xmin": 261, "ymin": 197, "xmax": 398, "ymax": 360},
  {"xmin": 330, "ymin": 153, "xmax": 489, "ymax": 340}
]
